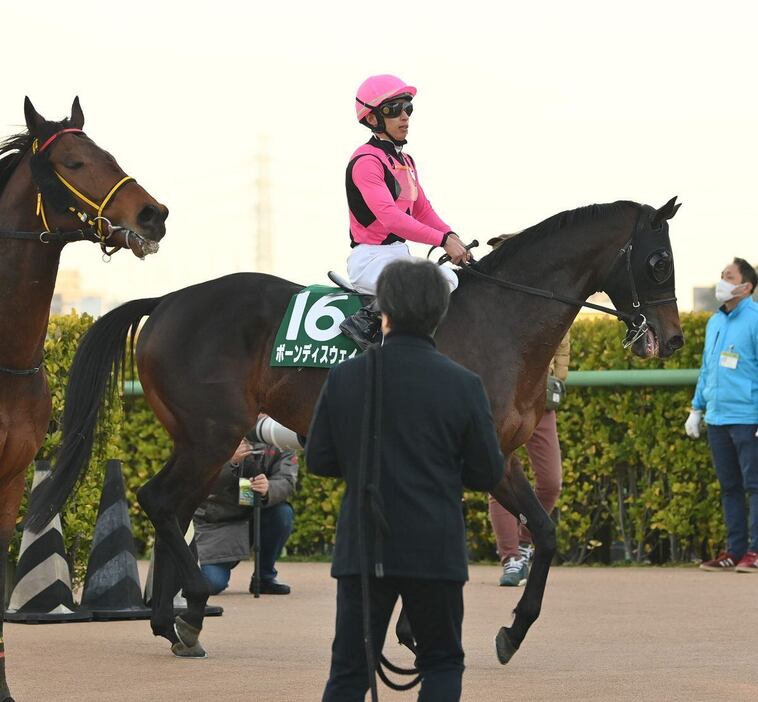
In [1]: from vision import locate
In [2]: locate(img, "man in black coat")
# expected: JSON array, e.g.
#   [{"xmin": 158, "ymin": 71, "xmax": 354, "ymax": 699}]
[{"xmin": 306, "ymin": 259, "xmax": 505, "ymax": 702}]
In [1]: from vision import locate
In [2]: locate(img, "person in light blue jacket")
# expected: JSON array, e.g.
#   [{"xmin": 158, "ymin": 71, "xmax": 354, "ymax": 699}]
[{"xmin": 685, "ymin": 258, "xmax": 758, "ymax": 573}]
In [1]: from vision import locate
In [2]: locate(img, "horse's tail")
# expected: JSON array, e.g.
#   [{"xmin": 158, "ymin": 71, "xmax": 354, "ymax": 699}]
[{"xmin": 26, "ymin": 296, "xmax": 164, "ymax": 532}]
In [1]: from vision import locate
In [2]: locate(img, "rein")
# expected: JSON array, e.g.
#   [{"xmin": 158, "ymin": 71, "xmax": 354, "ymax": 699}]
[
  {"xmin": 448, "ymin": 211, "xmax": 676, "ymax": 349},
  {"xmin": 460, "ymin": 253, "xmax": 650, "ymax": 349}
]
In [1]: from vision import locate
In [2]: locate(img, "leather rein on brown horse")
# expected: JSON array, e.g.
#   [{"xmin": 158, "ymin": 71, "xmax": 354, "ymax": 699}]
[{"xmin": 437, "ymin": 209, "xmax": 676, "ymax": 349}]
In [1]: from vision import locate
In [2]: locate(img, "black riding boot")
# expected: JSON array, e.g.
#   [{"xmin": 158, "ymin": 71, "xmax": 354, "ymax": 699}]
[{"xmin": 339, "ymin": 300, "xmax": 382, "ymax": 351}]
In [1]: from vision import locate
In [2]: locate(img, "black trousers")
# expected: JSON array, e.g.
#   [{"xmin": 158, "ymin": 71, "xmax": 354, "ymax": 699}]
[{"xmin": 322, "ymin": 575, "xmax": 464, "ymax": 702}]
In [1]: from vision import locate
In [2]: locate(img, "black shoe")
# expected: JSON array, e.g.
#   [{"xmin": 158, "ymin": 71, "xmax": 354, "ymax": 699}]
[
  {"xmin": 250, "ymin": 578, "xmax": 291, "ymax": 595},
  {"xmin": 339, "ymin": 301, "xmax": 382, "ymax": 351}
]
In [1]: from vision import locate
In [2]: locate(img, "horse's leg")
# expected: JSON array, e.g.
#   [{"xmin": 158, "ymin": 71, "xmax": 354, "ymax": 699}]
[
  {"xmin": 137, "ymin": 436, "xmax": 242, "ymax": 654},
  {"xmin": 0, "ymin": 470, "xmax": 27, "ymax": 702},
  {"xmin": 490, "ymin": 454, "xmax": 557, "ymax": 665},
  {"xmin": 138, "ymin": 452, "xmax": 180, "ymax": 644}
]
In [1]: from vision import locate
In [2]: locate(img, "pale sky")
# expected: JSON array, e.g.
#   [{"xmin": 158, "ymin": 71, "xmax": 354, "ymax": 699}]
[{"xmin": 2, "ymin": 0, "xmax": 756, "ymax": 311}]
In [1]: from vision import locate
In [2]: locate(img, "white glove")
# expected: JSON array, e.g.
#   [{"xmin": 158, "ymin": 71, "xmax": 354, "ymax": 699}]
[{"xmin": 684, "ymin": 410, "xmax": 703, "ymax": 439}]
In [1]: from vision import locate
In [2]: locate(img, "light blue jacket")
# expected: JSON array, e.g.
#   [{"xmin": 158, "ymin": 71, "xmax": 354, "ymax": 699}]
[{"xmin": 692, "ymin": 297, "xmax": 758, "ymax": 425}]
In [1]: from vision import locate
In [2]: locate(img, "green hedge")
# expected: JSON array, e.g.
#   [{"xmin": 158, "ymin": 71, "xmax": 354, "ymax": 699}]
[
  {"xmin": 11, "ymin": 314, "xmax": 123, "ymax": 585},
  {"xmin": 16, "ymin": 311, "xmax": 722, "ymax": 583},
  {"xmin": 464, "ymin": 312, "xmax": 721, "ymax": 564}
]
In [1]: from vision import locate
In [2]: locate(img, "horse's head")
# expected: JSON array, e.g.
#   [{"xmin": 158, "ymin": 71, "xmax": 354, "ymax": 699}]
[
  {"xmin": 24, "ymin": 97, "xmax": 168, "ymax": 258},
  {"xmin": 603, "ymin": 197, "xmax": 684, "ymax": 359}
]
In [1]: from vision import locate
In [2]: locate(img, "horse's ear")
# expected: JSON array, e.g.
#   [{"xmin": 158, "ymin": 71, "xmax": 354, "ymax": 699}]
[
  {"xmin": 24, "ymin": 97, "xmax": 45, "ymax": 134},
  {"xmin": 69, "ymin": 97, "xmax": 85, "ymax": 129},
  {"xmin": 487, "ymin": 234, "xmax": 507, "ymax": 248},
  {"xmin": 651, "ymin": 196, "xmax": 681, "ymax": 228}
]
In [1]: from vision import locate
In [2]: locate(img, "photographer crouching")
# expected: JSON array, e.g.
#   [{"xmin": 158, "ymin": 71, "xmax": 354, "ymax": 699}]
[{"xmin": 193, "ymin": 417, "xmax": 298, "ymax": 595}]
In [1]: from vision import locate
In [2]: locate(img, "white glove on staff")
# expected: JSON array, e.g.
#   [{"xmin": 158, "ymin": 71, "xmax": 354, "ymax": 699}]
[{"xmin": 684, "ymin": 409, "xmax": 703, "ymax": 439}]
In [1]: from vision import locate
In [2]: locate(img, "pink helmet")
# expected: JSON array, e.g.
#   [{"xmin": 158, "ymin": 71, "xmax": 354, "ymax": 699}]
[{"xmin": 354, "ymin": 74, "xmax": 417, "ymax": 123}]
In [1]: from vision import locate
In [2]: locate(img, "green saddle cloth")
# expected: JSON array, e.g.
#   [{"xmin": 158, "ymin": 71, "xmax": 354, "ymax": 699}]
[{"xmin": 270, "ymin": 285, "xmax": 363, "ymax": 368}]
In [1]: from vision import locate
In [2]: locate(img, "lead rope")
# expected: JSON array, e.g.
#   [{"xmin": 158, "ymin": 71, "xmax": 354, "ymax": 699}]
[
  {"xmin": 358, "ymin": 344, "xmax": 380, "ymax": 702},
  {"xmin": 358, "ymin": 345, "xmax": 421, "ymax": 697}
]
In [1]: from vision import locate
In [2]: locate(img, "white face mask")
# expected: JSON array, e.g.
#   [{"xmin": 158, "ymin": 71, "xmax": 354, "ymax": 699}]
[{"xmin": 715, "ymin": 279, "xmax": 739, "ymax": 303}]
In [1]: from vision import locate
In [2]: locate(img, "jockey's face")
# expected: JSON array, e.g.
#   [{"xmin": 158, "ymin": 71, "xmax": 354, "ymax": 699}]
[
  {"xmin": 382, "ymin": 111, "xmax": 410, "ymax": 142},
  {"xmin": 367, "ymin": 100, "xmax": 412, "ymax": 142}
]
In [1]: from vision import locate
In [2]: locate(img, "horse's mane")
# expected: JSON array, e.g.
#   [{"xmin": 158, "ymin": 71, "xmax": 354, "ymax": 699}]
[
  {"xmin": 475, "ymin": 201, "xmax": 635, "ymax": 274},
  {"xmin": 0, "ymin": 131, "xmax": 33, "ymax": 196}
]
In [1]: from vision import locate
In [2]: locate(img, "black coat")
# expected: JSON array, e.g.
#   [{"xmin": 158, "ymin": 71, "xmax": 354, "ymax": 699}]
[{"xmin": 306, "ymin": 332, "xmax": 504, "ymax": 582}]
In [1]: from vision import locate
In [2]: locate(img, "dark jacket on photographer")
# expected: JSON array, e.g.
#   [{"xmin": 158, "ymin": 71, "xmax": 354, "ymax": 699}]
[
  {"xmin": 193, "ymin": 443, "xmax": 298, "ymax": 565},
  {"xmin": 306, "ymin": 332, "xmax": 505, "ymax": 582}
]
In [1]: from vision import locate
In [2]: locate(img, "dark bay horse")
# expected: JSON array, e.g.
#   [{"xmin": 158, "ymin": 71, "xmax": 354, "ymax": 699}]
[
  {"xmin": 0, "ymin": 98, "xmax": 167, "ymax": 702},
  {"xmin": 28, "ymin": 197, "xmax": 683, "ymax": 663}
]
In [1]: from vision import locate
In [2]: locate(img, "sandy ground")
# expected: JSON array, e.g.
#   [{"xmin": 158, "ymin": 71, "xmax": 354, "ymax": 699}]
[{"xmin": 4, "ymin": 562, "xmax": 758, "ymax": 702}]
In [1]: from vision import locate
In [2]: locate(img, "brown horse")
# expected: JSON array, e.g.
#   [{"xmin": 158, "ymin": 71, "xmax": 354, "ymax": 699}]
[
  {"xmin": 0, "ymin": 98, "xmax": 167, "ymax": 702},
  {"xmin": 29, "ymin": 197, "xmax": 682, "ymax": 664}
]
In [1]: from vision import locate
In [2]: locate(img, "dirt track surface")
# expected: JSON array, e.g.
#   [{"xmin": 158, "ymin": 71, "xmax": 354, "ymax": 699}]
[{"xmin": 5, "ymin": 562, "xmax": 758, "ymax": 701}]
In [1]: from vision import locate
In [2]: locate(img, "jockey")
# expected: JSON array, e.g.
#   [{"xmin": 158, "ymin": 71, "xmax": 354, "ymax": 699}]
[{"xmin": 339, "ymin": 74, "xmax": 471, "ymax": 349}]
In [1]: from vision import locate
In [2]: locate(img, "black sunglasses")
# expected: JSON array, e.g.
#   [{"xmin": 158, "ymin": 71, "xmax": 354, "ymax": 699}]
[{"xmin": 380, "ymin": 99, "xmax": 413, "ymax": 118}]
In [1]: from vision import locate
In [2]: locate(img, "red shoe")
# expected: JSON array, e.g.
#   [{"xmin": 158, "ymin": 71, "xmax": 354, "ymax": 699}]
[
  {"xmin": 735, "ymin": 551, "xmax": 758, "ymax": 573},
  {"xmin": 699, "ymin": 551, "xmax": 740, "ymax": 571}
]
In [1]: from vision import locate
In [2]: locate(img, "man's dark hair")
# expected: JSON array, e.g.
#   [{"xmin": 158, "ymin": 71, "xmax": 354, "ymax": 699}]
[
  {"xmin": 734, "ymin": 257, "xmax": 757, "ymax": 294},
  {"xmin": 376, "ymin": 259, "xmax": 450, "ymax": 336}
]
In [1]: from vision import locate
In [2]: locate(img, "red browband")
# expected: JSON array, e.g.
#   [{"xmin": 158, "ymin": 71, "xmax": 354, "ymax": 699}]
[{"xmin": 38, "ymin": 128, "xmax": 84, "ymax": 154}]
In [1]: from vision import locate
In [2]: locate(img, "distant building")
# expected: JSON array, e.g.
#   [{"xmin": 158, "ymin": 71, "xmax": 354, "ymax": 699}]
[
  {"xmin": 693, "ymin": 286, "xmax": 717, "ymax": 313},
  {"xmin": 52, "ymin": 269, "xmax": 104, "ymax": 317}
]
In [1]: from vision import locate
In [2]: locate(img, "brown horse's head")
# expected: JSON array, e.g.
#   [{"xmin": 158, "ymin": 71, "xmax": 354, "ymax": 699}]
[
  {"xmin": 24, "ymin": 96, "xmax": 168, "ymax": 258},
  {"xmin": 603, "ymin": 197, "xmax": 684, "ymax": 359}
]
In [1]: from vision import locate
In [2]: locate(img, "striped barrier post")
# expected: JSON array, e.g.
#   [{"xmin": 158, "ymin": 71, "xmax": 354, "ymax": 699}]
[
  {"xmin": 81, "ymin": 460, "xmax": 152, "ymax": 620},
  {"xmin": 4, "ymin": 461, "xmax": 91, "ymax": 623}
]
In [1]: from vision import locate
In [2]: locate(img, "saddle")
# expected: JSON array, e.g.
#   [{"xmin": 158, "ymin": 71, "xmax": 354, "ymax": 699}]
[
  {"xmin": 328, "ymin": 271, "xmax": 374, "ymax": 306},
  {"xmin": 328, "ymin": 270, "xmax": 358, "ymax": 294}
]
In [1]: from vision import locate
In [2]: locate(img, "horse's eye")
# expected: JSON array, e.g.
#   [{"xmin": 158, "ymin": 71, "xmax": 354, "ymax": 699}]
[
  {"xmin": 647, "ymin": 249, "xmax": 673, "ymax": 284},
  {"xmin": 64, "ymin": 161, "xmax": 84, "ymax": 170}
]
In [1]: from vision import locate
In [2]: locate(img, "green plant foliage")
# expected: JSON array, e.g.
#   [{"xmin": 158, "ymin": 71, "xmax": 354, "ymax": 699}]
[
  {"xmin": 116, "ymin": 398, "xmax": 172, "ymax": 554},
  {"xmin": 12, "ymin": 313, "xmax": 123, "ymax": 586},
  {"xmin": 17, "ymin": 311, "xmax": 724, "ymax": 581}
]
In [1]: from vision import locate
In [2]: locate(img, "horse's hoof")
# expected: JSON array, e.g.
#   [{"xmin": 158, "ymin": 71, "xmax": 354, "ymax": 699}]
[
  {"xmin": 495, "ymin": 627, "xmax": 518, "ymax": 665},
  {"xmin": 171, "ymin": 639, "xmax": 208, "ymax": 659},
  {"xmin": 174, "ymin": 615, "xmax": 201, "ymax": 648}
]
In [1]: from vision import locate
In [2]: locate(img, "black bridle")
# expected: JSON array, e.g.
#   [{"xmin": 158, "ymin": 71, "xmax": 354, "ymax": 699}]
[{"xmin": 446, "ymin": 209, "xmax": 676, "ymax": 349}]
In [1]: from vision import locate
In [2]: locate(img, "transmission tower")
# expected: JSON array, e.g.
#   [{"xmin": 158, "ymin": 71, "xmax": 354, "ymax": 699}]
[{"xmin": 254, "ymin": 134, "xmax": 273, "ymax": 273}]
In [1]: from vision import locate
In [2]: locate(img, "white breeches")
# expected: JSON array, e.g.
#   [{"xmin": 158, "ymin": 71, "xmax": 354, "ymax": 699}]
[{"xmin": 346, "ymin": 242, "xmax": 459, "ymax": 295}]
